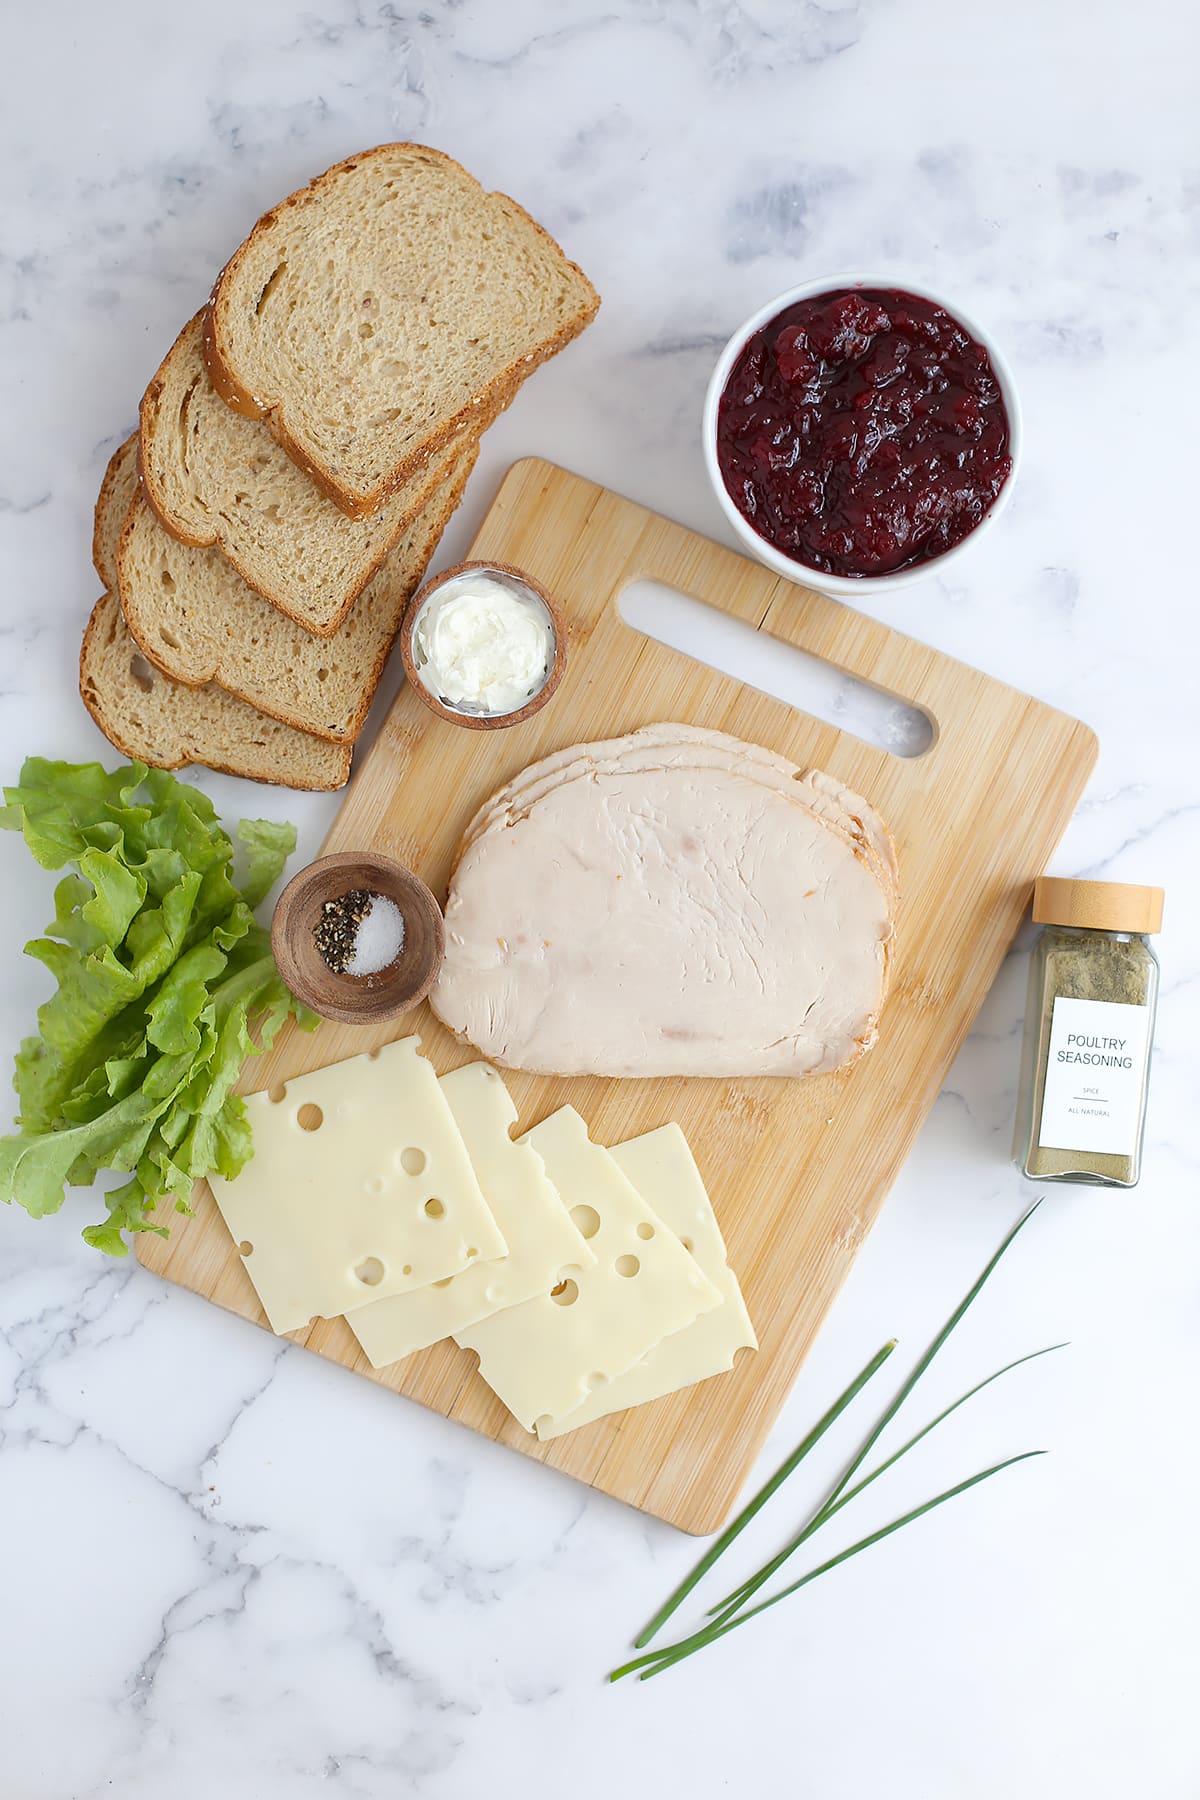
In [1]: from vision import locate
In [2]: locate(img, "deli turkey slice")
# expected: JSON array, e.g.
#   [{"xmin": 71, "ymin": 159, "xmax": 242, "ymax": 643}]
[
  {"xmin": 456, "ymin": 724, "xmax": 898, "ymax": 905},
  {"xmin": 431, "ymin": 726, "xmax": 898, "ymax": 1080}
]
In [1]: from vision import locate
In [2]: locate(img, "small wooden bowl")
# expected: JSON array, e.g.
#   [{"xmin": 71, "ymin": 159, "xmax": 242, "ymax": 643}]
[
  {"xmin": 270, "ymin": 852, "xmax": 445, "ymax": 1026},
  {"xmin": 399, "ymin": 559, "xmax": 567, "ymax": 731}
]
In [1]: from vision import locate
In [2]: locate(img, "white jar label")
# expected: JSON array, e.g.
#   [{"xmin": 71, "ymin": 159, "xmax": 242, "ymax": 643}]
[{"xmin": 1038, "ymin": 996, "xmax": 1152, "ymax": 1157}]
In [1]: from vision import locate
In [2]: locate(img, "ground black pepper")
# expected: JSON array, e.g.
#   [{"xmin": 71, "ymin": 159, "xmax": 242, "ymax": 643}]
[{"xmin": 314, "ymin": 888, "xmax": 374, "ymax": 974}]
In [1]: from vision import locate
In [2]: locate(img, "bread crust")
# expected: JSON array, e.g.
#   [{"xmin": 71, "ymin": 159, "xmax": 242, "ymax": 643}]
[
  {"xmin": 204, "ymin": 143, "xmax": 599, "ymax": 517},
  {"xmin": 117, "ymin": 441, "xmax": 477, "ymax": 743},
  {"xmin": 80, "ymin": 594, "xmax": 351, "ymax": 790},
  {"xmin": 92, "ymin": 436, "xmax": 140, "ymax": 590},
  {"xmin": 146, "ymin": 315, "xmax": 505, "ymax": 631},
  {"xmin": 136, "ymin": 325, "xmax": 215, "ymax": 551}
]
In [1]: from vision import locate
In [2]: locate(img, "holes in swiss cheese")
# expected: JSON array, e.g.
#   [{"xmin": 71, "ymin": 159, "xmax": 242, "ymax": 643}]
[
  {"xmin": 636, "ymin": 1222, "xmax": 655, "ymax": 1241},
  {"xmin": 297, "ymin": 1103, "xmax": 323, "ymax": 1131},
  {"xmin": 355, "ymin": 1257, "xmax": 385, "ymax": 1286},
  {"xmin": 238, "ymin": 1240, "xmax": 253, "ymax": 1257},
  {"xmin": 400, "ymin": 1146, "xmax": 426, "ymax": 1176},
  {"xmin": 615, "ymin": 1255, "xmax": 640, "ymax": 1278},
  {"xmin": 423, "ymin": 1197, "xmax": 445, "ymax": 1220},
  {"xmin": 550, "ymin": 1278, "xmax": 579, "ymax": 1307},
  {"xmin": 570, "ymin": 1204, "xmax": 601, "ymax": 1240}
]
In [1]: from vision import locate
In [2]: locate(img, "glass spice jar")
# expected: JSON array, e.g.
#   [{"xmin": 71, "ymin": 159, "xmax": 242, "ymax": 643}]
[{"xmin": 1014, "ymin": 877, "xmax": 1163, "ymax": 1188}]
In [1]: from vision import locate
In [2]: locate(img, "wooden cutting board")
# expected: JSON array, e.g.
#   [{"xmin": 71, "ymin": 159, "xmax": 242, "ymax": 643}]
[{"xmin": 138, "ymin": 459, "xmax": 1097, "ymax": 1534}]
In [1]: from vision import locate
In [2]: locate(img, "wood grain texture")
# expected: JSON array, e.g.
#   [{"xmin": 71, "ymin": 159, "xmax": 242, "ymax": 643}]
[{"xmin": 137, "ymin": 460, "xmax": 1098, "ymax": 1534}]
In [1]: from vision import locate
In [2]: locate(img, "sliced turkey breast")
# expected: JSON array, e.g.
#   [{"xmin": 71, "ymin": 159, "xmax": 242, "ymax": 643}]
[
  {"xmin": 457, "ymin": 724, "xmax": 898, "ymax": 900},
  {"xmin": 431, "ymin": 726, "xmax": 897, "ymax": 1080}
]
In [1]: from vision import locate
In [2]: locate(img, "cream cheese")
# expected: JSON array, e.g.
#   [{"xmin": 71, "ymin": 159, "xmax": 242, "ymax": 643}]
[{"xmin": 413, "ymin": 574, "xmax": 555, "ymax": 716}]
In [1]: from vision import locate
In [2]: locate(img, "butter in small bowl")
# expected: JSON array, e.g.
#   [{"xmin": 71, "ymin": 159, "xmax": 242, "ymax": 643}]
[{"xmin": 400, "ymin": 561, "xmax": 566, "ymax": 730}]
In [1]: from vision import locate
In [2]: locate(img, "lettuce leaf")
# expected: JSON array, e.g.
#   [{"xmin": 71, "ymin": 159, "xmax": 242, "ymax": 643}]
[
  {"xmin": 234, "ymin": 818, "xmax": 300, "ymax": 911},
  {"xmin": 0, "ymin": 758, "xmax": 316, "ymax": 1252}
]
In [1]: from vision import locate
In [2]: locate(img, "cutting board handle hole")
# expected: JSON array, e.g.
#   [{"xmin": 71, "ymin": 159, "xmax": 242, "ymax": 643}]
[{"xmin": 619, "ymin": 579, "xmax": 934, "ymax": 758}]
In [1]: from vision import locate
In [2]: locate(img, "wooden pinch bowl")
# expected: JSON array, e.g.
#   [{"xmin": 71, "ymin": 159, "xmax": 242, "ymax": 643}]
[
  {"xmin": 399, "ymin": 559, "xmax": 567, "ymax": 730},
  {"xmin": 271, "ymin": 852, "xmax": 445, "ymax": 1026}
]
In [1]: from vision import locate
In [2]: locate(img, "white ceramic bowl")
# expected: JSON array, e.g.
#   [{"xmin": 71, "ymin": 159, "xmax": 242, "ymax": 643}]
[{"xmin": 702, "ymin": 273, "xmax": 1022, "ymax": 597}]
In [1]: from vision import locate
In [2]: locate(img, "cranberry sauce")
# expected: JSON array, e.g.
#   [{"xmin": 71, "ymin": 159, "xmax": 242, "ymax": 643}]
[{"xmin": 716, "ymin": 288, "xmax": 1012, "ymax": 579}]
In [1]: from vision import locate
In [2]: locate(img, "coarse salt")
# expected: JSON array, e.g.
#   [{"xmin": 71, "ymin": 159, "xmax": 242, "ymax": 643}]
[{"xmin": 348, "ymin": 894, "xmax": 405, "ymax": 975}]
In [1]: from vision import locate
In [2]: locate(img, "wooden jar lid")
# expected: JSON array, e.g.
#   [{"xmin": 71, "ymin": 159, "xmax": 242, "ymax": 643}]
[{"xmin": 1033, "ymin": 876, "xmax": 1164, "ymax": 935}]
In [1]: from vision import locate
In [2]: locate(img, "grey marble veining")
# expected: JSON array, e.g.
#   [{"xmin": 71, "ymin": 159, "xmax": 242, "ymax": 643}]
[{"xmin": 1, "ymin": 2, "xmax": 1198, "ymax": 1795}]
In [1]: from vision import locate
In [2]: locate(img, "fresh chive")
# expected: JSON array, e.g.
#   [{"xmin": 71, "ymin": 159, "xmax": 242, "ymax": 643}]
[
  {"xmin": 614, "ymin": 1451, "xmax": 1044, "ymax": 1683},
  {"xmin": 711, "ymin": 1338, "xmax": 1064, "ymax": 1623},
  {"xmin": 632, "ymin": 1337, "xmax": 897, "ymax": 1650},
  {"xmin": 707, "ymin": 1201, "xmax": 1042, "ymax": 1624},
  {"xmin": 801, "ymin": 1343, "xmax": 1063, "ymax": 1530},
  {"xmin": 613, "ymin": 1357, "xmax": 1053, "ymax": 1683},
  {"xmin": 611, "ymin": 1201, "xmax": 1051, "ymax": 1687}
]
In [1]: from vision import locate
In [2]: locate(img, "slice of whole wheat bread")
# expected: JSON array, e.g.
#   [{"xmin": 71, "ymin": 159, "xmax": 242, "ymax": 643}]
[
  {"xmin": 81, "ymin": 593, "xmax": 350, "ymax": 790},
  {"xmin": 205, "ymin": 143, "xmax": 599, "ymax": 516},
  {"xmin": 140, "ymin": 313, "xmax": 491, "ymax": 633},
  {"xmin": 84, "ymin": 440, "xmax": 349, "ymax": 789},
  {"xmin": 93, "ymin": 434, "xmax": 140, "ymax": 590},
  {"xmin": 118, "ymin": 434, "xmax": 476, "ymax": 742}
]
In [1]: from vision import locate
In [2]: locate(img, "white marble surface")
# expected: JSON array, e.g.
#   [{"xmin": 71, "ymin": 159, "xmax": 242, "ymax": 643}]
[{"xmin": 1, "ymin": 3, "xmax": 1197, "ymax": 1795}]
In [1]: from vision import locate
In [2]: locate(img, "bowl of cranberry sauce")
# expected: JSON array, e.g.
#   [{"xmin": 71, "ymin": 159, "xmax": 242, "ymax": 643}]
[{"xmin": 703, "ymin": 276, "xmax": 1020, "ymax": 594}]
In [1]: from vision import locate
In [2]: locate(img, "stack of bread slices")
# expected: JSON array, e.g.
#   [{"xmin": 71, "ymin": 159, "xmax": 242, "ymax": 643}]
[{"xmin": 81, "ymin": 144, "xmax": 599, "ymax": 789}]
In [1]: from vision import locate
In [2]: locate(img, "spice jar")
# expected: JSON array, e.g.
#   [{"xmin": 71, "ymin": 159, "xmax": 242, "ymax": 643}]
[{"xmin": 1014, "ymin": 878, "xmax": 1163, "ymax": 1188}]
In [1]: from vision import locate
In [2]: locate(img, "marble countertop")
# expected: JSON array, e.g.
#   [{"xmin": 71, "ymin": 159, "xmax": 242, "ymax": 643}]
[{"xmin": 2, "ymin": 3, "xmax": 1197, "ymax": 1795}]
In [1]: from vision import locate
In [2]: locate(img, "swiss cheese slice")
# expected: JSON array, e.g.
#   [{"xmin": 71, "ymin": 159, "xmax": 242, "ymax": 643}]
[
  {"xmin": 209, "ymin": 1037, "xmax": 507, "ymax": 1335},
  {"xmin": 348, "ymin": 1063, "xmax": 595, "ymax": 1367},
  {"xmin": 455, "ymin": 1107, "xmax": 721, "ymax": 1432},
  {"xmin": 537, "ymin": 1124, "xmax": 756, "ymax": 1439}
]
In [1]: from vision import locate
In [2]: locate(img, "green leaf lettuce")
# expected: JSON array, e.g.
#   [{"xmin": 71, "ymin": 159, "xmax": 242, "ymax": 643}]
[{"xmin": 0, "ymin": 757, "xmax": 316, "ymax": 1253}]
